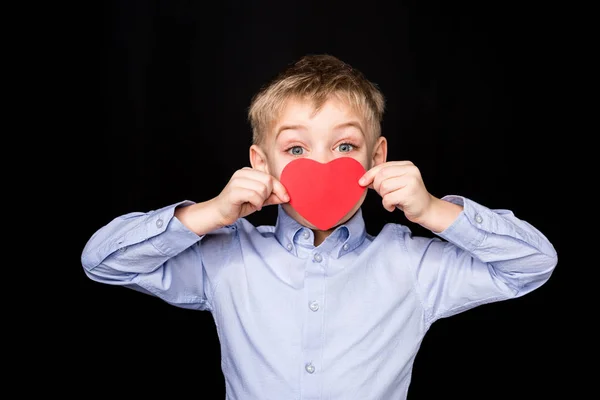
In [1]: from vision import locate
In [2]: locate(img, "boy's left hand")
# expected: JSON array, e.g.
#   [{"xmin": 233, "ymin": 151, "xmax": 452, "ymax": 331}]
[{"xmin": 359, "ymin": 161, "xmax": 434, "ymax": 224}]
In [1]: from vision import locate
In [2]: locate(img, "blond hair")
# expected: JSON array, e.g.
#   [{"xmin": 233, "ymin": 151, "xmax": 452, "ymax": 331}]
[{"xmin": 248, "ymin": 54, "xmax": 385, "ymax": 146}]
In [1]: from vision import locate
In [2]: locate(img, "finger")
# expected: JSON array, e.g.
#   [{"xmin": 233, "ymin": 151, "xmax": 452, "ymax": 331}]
[
  {"xmin": 240, "ymin": 169, "xmax": 288, "ymax": 203},
  {"xmin": 238, "ymin": 168, "xmax": 289, "ymax": 202},
  {"xmin": 374, "ymin": 163, "xmax": 421, "ymax": 194},
  {"xmin": 359, "ymin": 161, "xmax": 414, "ymax": 188},
  {"xmin": 371, "ymin": 166, "xmax": 393, "ymax": 193},
  {"xmin": 378, "ymin": 176, "xmax": 409, "ymax": 198},
  {"xmin": 270, "ymin": 177, "xmax": 290, "ymax": 203},
  {"xmin": 246, "ymin": 189, "xmax": 266, "ymax": 211},
  {"xmin": 382, "ymin": 198, "xmax": 396, "ymax": 212},
  {"xmin": 232, "ymin": 188, "xmax": 265, "ymax": 211},
  {"xmin": 233, "ymin": 166, "xmax": 255, "ymax": 178},
  {"xmin": 382, "ymin": 194, "xmax": 400, "ymax": 212},
  {"xmin": 231, "ymin": 177, "xmax": 271, "ymax": 201},
  {"xmin": 358, "ymin": 164, "xmax": 384, "ymax": 188},
  {"xmin": 239, "ymin": 168, "xmax": 275, "ymax": 190},
  {"xmin": 371, "ymin": 166, "xmax": 410, "ymax": 194},
  {"xmin": 263, "ymin": 192, "xmax": 288, "ymax": 206},
  {"xmin": 382, "ymin": 191, "xmax": 406, "ymax": 213}
]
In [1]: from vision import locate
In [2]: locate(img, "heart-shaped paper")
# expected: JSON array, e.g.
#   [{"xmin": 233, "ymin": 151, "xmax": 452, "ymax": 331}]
[{"xmin": 280, "ymin": 157, "xmax": 366, "ymax": 230}]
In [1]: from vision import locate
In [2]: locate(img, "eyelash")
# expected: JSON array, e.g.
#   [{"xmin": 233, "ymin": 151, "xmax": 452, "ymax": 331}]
[
  {"xmin": 284, "ymin": 142, "xmax": 359, "ymax": 155},
  {"xmin": 337, "ymin": 142, "xmax": 359, "ymax": 152}
]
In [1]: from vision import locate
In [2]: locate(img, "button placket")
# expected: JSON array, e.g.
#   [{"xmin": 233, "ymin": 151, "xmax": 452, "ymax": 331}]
[{"xmin": 302, "ymin": 250, "xmax": 326, "ymax": 395}]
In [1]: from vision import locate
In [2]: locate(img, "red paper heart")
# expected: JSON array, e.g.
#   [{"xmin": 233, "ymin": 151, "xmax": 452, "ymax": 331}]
[{"xmin": 280, "ymin": 157, "xmax": 367, "ymax": 230}]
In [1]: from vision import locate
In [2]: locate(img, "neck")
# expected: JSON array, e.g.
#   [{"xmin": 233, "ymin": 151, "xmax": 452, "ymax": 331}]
[{"xmin": 313, "ymin": 228, "xmax": 335, "ymax": 247}]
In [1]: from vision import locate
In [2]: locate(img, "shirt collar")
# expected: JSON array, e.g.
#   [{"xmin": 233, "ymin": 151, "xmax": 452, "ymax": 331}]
[{"xmin": 274, "ymin": 205, "xmax": 366, "ymax": 258}]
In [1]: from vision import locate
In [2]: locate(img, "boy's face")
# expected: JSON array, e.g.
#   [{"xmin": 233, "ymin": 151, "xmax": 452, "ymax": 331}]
[{"xmin": 250, "ymin": 96, "xmax": 387, "ymax": 230}]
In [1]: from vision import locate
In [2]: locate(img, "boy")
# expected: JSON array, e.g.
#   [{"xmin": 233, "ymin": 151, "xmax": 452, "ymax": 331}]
[{"xmin": 81, "ymin": 54, "xmax": 558, "ymax": 399}]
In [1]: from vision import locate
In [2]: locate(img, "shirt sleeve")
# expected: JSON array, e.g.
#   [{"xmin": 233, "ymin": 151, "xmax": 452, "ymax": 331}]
[
  {"xmin": 81, "ymin": 200, "xmax": 213, "ymax": 311},
  {"xmin": 403, "ymin": 195, "xmax": 558, "ymax": 325}
]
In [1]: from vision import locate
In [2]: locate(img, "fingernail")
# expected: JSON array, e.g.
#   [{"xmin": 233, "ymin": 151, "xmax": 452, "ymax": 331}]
[{"xmin": 359, "ymin": 178, "xmax": 365, "ymax": 185}]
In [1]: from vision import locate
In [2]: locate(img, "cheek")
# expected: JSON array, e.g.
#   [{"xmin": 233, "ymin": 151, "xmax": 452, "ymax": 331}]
[
  {"xmin": 271, "ymin": 159, "xmax": 291, "ymax": 180},
  {"xmin": 346, "ymin": 153, "xmax": 370, "ymax": 172},
  {"xmin": 263, "ymin": 149, "xmax": 286, "ymax": 177}
]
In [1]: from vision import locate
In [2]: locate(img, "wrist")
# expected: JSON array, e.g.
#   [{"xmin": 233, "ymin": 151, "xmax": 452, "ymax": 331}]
[
  {"xmin": 175, "ymin": 198, "xmax": 224, "ymax": 236},
  {"xmin": 413, "ymin": 196, "xmax": 463, "ymax": 233}
]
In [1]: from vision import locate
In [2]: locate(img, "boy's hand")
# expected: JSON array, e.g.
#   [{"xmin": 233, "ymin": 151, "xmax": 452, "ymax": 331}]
[
  {"xmin": 359, "ymin": 161, "xmax": 434, "ymax": 224},
  {"xmin": 215, "ymin": 167, "xmax": 289, "ymax": 226}
]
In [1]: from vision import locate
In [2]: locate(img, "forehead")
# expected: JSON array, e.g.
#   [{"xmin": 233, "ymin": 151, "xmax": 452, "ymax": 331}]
[{"xmin": 272, "ymin": 96, "xmax": 367, "ymax": 137}]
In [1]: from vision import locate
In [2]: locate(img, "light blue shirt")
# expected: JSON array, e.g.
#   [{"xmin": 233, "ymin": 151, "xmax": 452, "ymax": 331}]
[{"xmin": 81, "ymin": 195, "xmax": 557, "ymax": 400}]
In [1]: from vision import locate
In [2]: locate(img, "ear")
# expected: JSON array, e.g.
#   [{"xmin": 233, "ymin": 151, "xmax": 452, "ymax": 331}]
[
  {"xmin": 371, "ymin": 136, "xmax": 387, "ymax": 168},
  {"xmin": 249, "ymin": 144, "xmax": 270, "ymax": 174}
]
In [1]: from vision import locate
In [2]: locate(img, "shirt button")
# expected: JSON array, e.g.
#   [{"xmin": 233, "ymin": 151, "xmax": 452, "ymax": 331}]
[
  {"xmin": 156, "ymin": 219, "xmax": 164, "ymax": 228},
  {"xmin": 313, "ymin": 253, "xmax": 322, "ymax": 262},
  {"xmin": 305, "ymin": 363, "xmax": 315, "ymax": 374},
  {"xmin": 303, "ymin": 231, "xmax": 310, "ymax": 239},
  {"xmin": 475, "ymin": 214, "xmax": 483, "ymax": 224},
  {"xmin": 309, "ymin": 301, "xmax": 319, "ymax": 311},
  {"xmin": 343, "ymin": 244, "xmax": 349, "ymax": 251},
  {"xmin": 286, "ymin": 243, "xmax": 293, "ymax": 251}
]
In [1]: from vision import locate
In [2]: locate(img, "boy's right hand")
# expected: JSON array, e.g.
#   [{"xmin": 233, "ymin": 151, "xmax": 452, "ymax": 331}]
[
  {"xmin": 175, "ymin": 167, "xmax": 289, "ymax": 235},
  {"xmin": 214, "ymin": 167, "xmax": 289, "ymax": 227}
]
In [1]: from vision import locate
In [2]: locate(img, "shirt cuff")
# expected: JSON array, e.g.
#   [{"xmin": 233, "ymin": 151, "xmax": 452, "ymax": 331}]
[
  {"xmin": 145, "ymin": 201, "xmax": 205, "ymax": 256},
  {"xmin": 435, "ymin": 195, "xmax": 490, "ymax": 251}
]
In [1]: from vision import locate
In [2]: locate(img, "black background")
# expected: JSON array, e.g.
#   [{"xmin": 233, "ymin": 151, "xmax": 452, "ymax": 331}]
[{"xmin": 70, "ymin": 1, "xmax": 572, "ymax": 398}]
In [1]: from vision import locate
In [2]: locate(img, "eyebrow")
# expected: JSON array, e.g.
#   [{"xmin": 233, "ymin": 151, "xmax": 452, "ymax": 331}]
[
  {"xmin": 275, "ymin": 121, "xmax": 364, "ymax": 139},
  {"xmin": 275, "ymin": 124, "xmax": 307, "ymax": 139},
  {"xmin": 333, "ymin": 121, "xmax": 364, "ymax": 135}
]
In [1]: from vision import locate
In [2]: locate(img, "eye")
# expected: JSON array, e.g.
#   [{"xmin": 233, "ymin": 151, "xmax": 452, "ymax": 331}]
[
  {"xmin": 337, "ymin": 143, "xmax": 355, "ymax": 153},
  {"xmin": 286, "ymin": 146, "xmax": 305, "ymax": 156}
]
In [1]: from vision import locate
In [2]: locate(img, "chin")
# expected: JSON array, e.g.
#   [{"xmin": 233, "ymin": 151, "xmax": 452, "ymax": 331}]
[
  {"xmin": 281, "ymin": 204, "xmax": 318, "ymax": 229},
  {"xmin": 282, "ymin": 202, "xmax": 363, "ymax": 232}
]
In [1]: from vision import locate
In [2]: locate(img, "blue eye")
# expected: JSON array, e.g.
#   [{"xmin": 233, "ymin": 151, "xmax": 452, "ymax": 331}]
[
  {"xmin": 287, "ymin": 146, "xmax": 304, "ymax": 156},
  {"xmin": 337, "ymin": 143, "xmax": 354, "ymax": 152}
]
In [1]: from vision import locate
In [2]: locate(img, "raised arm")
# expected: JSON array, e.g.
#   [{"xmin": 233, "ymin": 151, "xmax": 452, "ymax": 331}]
[
  {"xmin": 81, "ymin": 167, "xmax": 289, "ymax": 310},
  {"xmin": 405, "ymin": 195, "xmax": 558, "ymax": 323},
  {"xmin": 81, "ymin": 200, "xmax": 214, "ymax": 310}
]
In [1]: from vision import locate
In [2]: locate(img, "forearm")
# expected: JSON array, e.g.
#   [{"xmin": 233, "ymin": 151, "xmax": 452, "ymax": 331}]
[
  {"xmin": 436, "ymin": 196, "xmax": 557, "ymax": 289},
  {"xmin": 81, "ymin": 201, "xmax": 215, "ymax": 311},
  {"xmin": 81, "ymin": 201, "xmax": 201, "ymax": 276}
]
